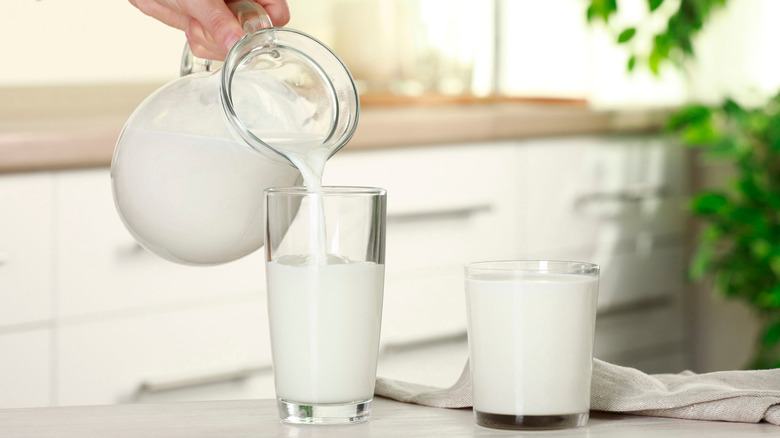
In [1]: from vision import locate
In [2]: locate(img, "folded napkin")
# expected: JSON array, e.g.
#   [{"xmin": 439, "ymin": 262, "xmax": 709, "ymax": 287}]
[{"xmin": 374, "ymin": 359, "xmax": 780, "ymax": 425}]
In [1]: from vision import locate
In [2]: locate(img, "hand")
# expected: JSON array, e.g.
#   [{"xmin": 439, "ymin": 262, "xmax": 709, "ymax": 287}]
[{"xmin": 130, "ymin": 0, "xmax": 290, "ymax": 60}]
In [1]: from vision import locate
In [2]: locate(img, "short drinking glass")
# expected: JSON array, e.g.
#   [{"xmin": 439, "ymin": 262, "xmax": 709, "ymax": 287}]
[
  {"xmin": 465, "ymin": 260, "xmax": 599, "ymax": 430},
  {"xmin": 264, "ymin": 186, "xmax": 386, "ymax": 424}
]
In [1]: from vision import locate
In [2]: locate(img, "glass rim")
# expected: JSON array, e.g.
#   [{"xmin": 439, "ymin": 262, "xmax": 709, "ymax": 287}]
[
  {"xmin": 465, "ymin": 260, "xmax": 599, "ymax": 275},
  {"xmin": 265, "ymin": 186, "xmax": 386, "ymax": 196},
  {"xmin": 220, "ymin": 27, "xmax": 359, "ymax": 164}
]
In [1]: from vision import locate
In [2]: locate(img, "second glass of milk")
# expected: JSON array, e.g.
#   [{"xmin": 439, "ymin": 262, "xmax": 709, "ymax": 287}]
[
  {"xmin": 465, "ymin": 260, "xmax": 599, "ymax": 430},
  {"xmin": 264, "ymin": 186, "xmax": 386, "ymax": 424}
]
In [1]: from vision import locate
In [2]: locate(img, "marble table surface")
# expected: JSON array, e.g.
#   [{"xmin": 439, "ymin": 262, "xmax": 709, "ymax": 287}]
[{"xmin": 1, "ymin": 396, "xmax": 777, "ymax": 437}]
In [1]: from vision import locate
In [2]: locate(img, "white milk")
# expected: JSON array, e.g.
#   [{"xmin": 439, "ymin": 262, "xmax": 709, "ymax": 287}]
[
  {"xmin": 283, "ymin": 151, "xmax": 329, "ymax": 262},
  {"xmin": 266, "ymin": 106, "xmax": 384, "ymax": 406},
  {"xmin": 111, "ymin": 128, "xmax": 300, "ymax": 264},
  {"xmin": 267, "ymin": 254, "xmax": 385, "ymax": 403},
  {"xmin": 466, "ymin": 273, "xmax": 598, "ymax": 416}
]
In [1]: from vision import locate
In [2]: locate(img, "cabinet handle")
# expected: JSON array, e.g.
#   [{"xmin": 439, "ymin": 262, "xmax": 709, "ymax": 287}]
[
  {"xmin": 137, "ymin": 365, "xmax": 273, "ymax": 394},
  {"xmin": 574, "ymin": 184, "xmax": 669, "ymax": 207},
  {"xmin": 381, "ymin": 331, "xmax": 467, "ymax": 355},
  {"xmin": 598, "ymin": 295, "xmax": 673, "ymax": 318},
  {"xmin": 387, "ymin": 204, "xmax": 492, "ymax": 224}
]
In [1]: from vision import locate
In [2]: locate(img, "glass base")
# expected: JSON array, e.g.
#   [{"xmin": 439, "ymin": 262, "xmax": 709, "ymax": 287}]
[
  {"xmin": 475, "ymin": 411, "xmax": 588, "ymax": 430},
  {"xmin": 277, "ymin": 398, "xmax": 372, "ymax": 425}
]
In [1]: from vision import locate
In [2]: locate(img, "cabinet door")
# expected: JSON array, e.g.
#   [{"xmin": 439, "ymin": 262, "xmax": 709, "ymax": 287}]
[
  {"xmin": 55, "ymin": 169, "xmax": 266, "ymax": 319},
  {"xmin": 57, "ymin": 296, "xmax": 272, "ymax": 406},
  {"xmin": 595, "ymin": 296, "xmax": 690, "ymax": 373},
  {"xmin": 516, "ymin": 135, "xmax": 687, "ymax": 256},
  {"xmin": 0, "ymin": 329, "xmax": 51, "ymax": 408},
  {"xmin": 325, "ymin": 144, "xmax": 518, "ymax": 343},
  {"xmin": 0, "ymin": 172, "xmax": 53, "ymax": 328}
]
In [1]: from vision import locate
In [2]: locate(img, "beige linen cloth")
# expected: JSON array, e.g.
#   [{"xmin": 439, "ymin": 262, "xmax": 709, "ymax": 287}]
[{"xmin": 374, "ymin": 359, "xmax": 780, "ymax": 425}]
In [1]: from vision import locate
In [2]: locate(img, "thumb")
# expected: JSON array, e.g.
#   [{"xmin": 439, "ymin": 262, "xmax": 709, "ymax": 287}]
[{"xmin": 187, "ymin": 0, "xmax": 244, "ymax": 52}]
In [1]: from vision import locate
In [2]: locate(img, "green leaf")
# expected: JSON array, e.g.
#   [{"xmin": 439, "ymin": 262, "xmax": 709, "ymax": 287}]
[
  {"xmin": 762, "ymin": 320, "xmax": 780, "ymax": 346},
  {"xmin": 751, "ymin": 239, "xmax": 772, "ymax": 260},
  {"xmin": 587, "ymin": 0, "xmax": 618, "ymax": 22},
  {"xmin": 689, "ymin": 244, "xmax": 714, "ymax": 280},
  {"xmin": 654, "ymin": 33, "xmax": 672, "ymax": 58},
  {"xmin": 627, "ymin": 55, "xmax": 636, "ymax": 72},
  {"xmin": 691, "ymin": 192, "xmax": 729, "ymax": 215},
  {"xmin": 723, "ymin": 98, "xmax": 744, "ymax": 115},
  {"xmin": 648, "ymin": 0, "xmax": 664, "ymax": 12},
  {"xmin": 757, "ymin": 290, "xmax": 780, "ymax": 310},
  {"xmin": 707, "ymin": 138, "xmax": 739, "ymax": 159},
  {"xmin": 770, "ymin": 256, "xmax": 780, "ymax": 276},
  {"xmin": 715, "ymin": 270, "xmax": 734, "ymax": 297},
  {"xmin": 736, "ymin": 178, "xmax": 765, "ymax": 204},
  {"xmin": 757, "ymin": 291, "xmax": 780, "ymax": 311},
  {"xmin": 681, "ymin": 121, "xmax": 718, "ymax": 145},
  {"xmin": 700, "ymin": 224, "xmax": 723, "ymax": 243},
  {"xmin": 678, "ymin": 35, "xmax": 695, "ymax": 55},
  {"xmin": 648, "ymin": 48, "xmax": 662, "ymax": 75},
  {"xmin": 667, "ymin": 105, "xmax": 720, "ymax": 145},
  {"xmin": 667, "ymin": 105, "xmax": 713, "ymax": 130},
  {"xmin": 729, "ymin": 206, "xmax": 768, "ymax": 239},
  {"xmin": 618, "ymin": 28, "xmax": 636, "ymax": 43}
]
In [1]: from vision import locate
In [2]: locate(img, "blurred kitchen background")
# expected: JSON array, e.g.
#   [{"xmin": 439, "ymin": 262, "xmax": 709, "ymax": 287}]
[{"xmin": 1, "ymin": 0, "xmax": 779, "ymax": 409}]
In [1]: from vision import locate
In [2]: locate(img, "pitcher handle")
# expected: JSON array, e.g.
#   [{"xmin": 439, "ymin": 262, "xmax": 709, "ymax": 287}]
[{"xmin": 180, "ymin": 0, "xmax": 273, "ymax": 76}]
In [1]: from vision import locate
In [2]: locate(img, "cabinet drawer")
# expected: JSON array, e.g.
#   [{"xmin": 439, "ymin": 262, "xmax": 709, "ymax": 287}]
[
  {"xmin": 55, "ymin": 169, "xmax": 266, "ymax": 318},
  {"xmin": 325, "ymin": 142, "xmax": 518, "ymax": 220},
  {"xmin": 57, "ymin": 295, "xmax": 271, "ymax": 406},
  {"xmin": 517, "ymin": 135, "xmax": 687, "ymax": 254},
  {"xmin": 382, "ymin": 265, "xmax": 466, "ymax": 344},
  {"xmin": 385, "ymin": 204, "xmax": 500, "ymax": 272},
  {"xmin": 0, "ymin": 172, "xmax": 53, "ymax": 327},
  {"xmin": 0, "ymin": 329, "xmax": 51, "ymax": 408},
  {"xmin": 595, "ymin": 297, "xmax": 689, "ymax": 371},
  {"xmin": 597, "ymin": 245, "xmax": 686, "ymax": 310}
]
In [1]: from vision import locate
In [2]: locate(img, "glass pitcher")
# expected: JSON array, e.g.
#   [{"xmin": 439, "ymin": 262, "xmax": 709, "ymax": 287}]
[{"xmin": 111, "ymin": 1, "xmax": 359, "ymax": 266}]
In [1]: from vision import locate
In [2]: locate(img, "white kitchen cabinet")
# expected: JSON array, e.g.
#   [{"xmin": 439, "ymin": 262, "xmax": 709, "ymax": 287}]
[
  {"xmin": 57, "ymin": 294, "xmax": 272, "ymax": 406},
  {"xmin": 53, "ymin": 169, "xmax": 274, "ymax": 406},
  {"xmin": 0, "ymin": 172, "xmax": 54, "ymax": 328},
  {"xmin": 515, "ymin": 135, "xmax": 687, "ymax": 256},
  {"xmin": 0, "ymin": 329, "xmax": 51, "ymax": 408},
  {"xmin": 0, "ymin": 135, "xmax": 694, "ymax": 408},
  {"xmin": 55, "ymin": 169, "xmax": 266, "ymax": 319},
  {"xmin": 594, "ymin": 295, "xmax": 688, "ymax": 365}
]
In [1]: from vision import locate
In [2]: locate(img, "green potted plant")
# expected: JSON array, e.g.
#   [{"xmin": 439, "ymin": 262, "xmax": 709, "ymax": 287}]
[{"xmin": 587, "ymin": 0, "xmax": 780, "ymax": 368}]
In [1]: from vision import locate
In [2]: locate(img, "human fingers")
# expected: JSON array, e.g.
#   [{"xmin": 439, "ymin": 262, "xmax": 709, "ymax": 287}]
[
  {"xmin": 255, "ymin": 0, "xmax": 290, "ymax": 26},
  {"xmin": 185, "ymin": 17, "xmax": 229, "ymax": 60},
  {"xmin": 183, "ymin": 0, "xmax": 245, "ymax": 54}
]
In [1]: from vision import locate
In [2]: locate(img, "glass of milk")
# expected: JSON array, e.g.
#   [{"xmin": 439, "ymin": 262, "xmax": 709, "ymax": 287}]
[
  {"xmin": 264, "ymin": 186, "xmax": 386, "ymax": 424},
  {"xmin": 465, "ymin": 260, "xmax": 599, "ymax": 430}
]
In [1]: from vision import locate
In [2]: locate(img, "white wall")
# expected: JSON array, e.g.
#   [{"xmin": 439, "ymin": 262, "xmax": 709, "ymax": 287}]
[
  {"xmin": 500, "ymin": 0, "xmax": 780, "ymax": 108},
  {"xmin": 3, "ymin": 0, "xmax": 778, "ymax": 107},
  {"xmin": 0, "ymin": 1, "xmax": 183, "ymax": 85}
]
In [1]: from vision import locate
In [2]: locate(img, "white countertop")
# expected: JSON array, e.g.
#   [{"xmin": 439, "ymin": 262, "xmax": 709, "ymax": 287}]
[{"xmin": 1, "ymin": 397, "xmax": 776, "ymax": 437}]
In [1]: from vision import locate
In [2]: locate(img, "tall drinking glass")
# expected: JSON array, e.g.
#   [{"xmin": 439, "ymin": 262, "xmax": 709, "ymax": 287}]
[
  {"xmin": 264, "ymin": 187, "xmax": 386, "ymax": 424},
  {"xmin": 465, "ymin": 260, "xmax": 599, "ymax": 430}
]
